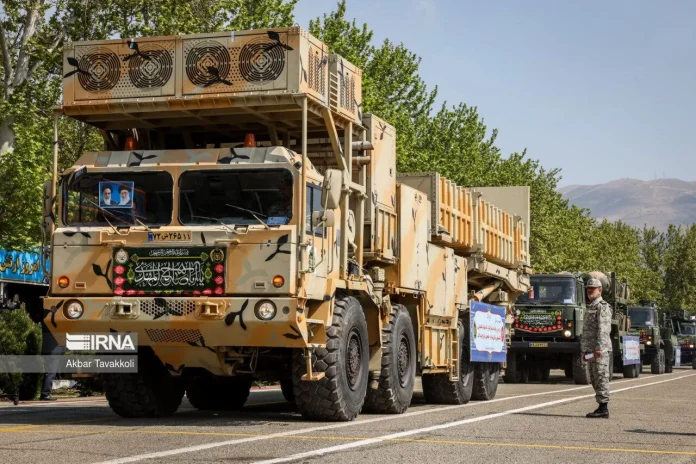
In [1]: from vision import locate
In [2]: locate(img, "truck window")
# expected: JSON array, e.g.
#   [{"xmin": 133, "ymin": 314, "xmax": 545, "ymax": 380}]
[
  {"xmin": 63, "ymin": 172, "xmax": 173, "ymax": 227},
  {"xmin": 179, "ymin": 169, "xmax": 293, "ymax": 226},
  {"xmin": 627, "ymin": 308, "xmax": 653, "ymax": 327},
  {"xmin": 306, "ymin": 184, "xmax": 324, "ymax": 236},
  {"xmin": 517, "ymin": 276, "xmax": 576, "ymax": 305},
  {"xmin": 678, "ymin": 322, "xmax": 696, "ymax": 335}
]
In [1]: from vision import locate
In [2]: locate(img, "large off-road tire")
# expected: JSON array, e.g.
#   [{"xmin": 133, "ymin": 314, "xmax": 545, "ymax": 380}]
[
  {"xmin": 528, "ymin": 366, "xmax": 542, "ymax": 382},
  {"xmin": 472, "ymin": 363, "xmax": 500, "ymax": 401},
  {"xmin": 504, "ymin": 353, "xmax": 521, "ymax": 384},
  {"xmin": 364, "ymin": 304, "xmax": 416, "ymax": 414},
  {"xmin": 651, "ymin": 349, "xmax": 665, "ymax": 375},
  {"xmin": 608, "ymin": 354, "xmax": 614, "ymax": 382},
  {"xmin": 622, "ymin": 363, "xmax": 639, "ymax": 378},
  {"xmin": 572, "ymin": 353, "xmax": 590, "ymax": 385},
  {"xmin": 292, "ymin": 294, "xmax": 369, "ymax": 421},
  {"xmin": 665, "ymin": 361, "xmax": 673, "ymax": 374},
  {"xmin": 186, "ymin": 375, "xmax": 253, "ymax": 410},
  {"xmin": 692, "ymin": 357, "xmax": 696, "ymax": 370},
  {"xmin": 422, "ymin": 320, "xmax": 474, "ymax": 405},
  {"xmin": 103, "ymin": 350, "xmax": 184, "ymax": 418},
  {"xmin": 280, "ymin": 377, "xmax": 294, "ymax": 403}
]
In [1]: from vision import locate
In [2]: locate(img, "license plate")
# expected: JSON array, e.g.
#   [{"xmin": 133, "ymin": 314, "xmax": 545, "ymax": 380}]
[
  {"xmin": 148, "ymin": 231, "xmax": 192, "ymax": 242},
  {"xmin": 529, "ymin": 342, "xmax": 548, "ymax": 348}
]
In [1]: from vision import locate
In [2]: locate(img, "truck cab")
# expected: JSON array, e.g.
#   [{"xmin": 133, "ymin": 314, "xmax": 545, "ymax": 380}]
[
  {"xmin": 507, "ymin": 273, "xmax": 588, "ymax": 384},
  {"xmin": 628, "ymin": 305, "xmax": 676, "ymax": 374}
]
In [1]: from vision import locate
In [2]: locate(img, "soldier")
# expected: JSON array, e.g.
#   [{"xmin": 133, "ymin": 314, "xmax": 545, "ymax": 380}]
[{"xmin": 582, "ymin": 278, "xmax": 612, "ymax": 418}]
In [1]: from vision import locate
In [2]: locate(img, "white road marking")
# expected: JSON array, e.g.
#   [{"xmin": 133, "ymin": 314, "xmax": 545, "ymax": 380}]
[
  {"xmin": 94, "ymin": 373, "xmax": 663, "ymax": 464},
  {"xmin": 254, "ymin": 372, "xmax": 696, "ymax": 464}
]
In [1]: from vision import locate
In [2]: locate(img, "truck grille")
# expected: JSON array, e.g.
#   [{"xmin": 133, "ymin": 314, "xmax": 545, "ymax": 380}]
[
  {"xmin": 140, "ymin": 300, "xmax": 196, "ymax": 317},
  {"xmin": 145, "ymin": 329, "xmax": 202, "ymax": 344}
]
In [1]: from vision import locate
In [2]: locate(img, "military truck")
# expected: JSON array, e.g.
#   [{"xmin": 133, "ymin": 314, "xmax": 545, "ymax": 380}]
[
  {"xmin": 41, "ymin": 27, "xmax": 531, "ymax": 420},
  {"xmin": 506, "ymin": 272, "xmax": 591, "ymax": 385},
  {"xmin": 627, "ymin": 304, "xmax": 676, "ymax": 374},
  {"xmin": 668, "ymin": 312, "xmax": 696, "ymax": 368}
]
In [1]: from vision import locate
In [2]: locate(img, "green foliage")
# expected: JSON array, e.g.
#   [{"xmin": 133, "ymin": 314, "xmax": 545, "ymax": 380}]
[{"xmin": 0, "ymin": 309, "xmax": 42, "ymax": 400}]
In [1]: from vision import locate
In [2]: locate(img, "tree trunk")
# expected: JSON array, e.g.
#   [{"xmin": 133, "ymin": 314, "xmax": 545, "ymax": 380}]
[{"xmin": 0, "ymin": 115, "xmax": 15, "ymax": 157}]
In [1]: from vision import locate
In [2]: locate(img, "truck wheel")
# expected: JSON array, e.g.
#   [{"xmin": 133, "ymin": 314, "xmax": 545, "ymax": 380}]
[
  {"xmin": 622, "ymin": 364, "xmax": 639, "ymax": 378},
  {"xmin": 365, "ymin": 304, "xmax": 416, "ymax": 414},
  {"xmin": 572, "ymin": 354, "xmax": 590, "ymax": 385},
  {"xmin": 519, "ymin": 367, "xmax": 529, "ymax": 383},
  {"xmin": 503, "ymin": 353, "xmax": 521, "ymax": 384},
  {"xmin": 651, "ymin": 349, "xmax": 665, "ymax": 375},
  {"xmin": 528, "ymin": 366, "xmax": 542, "ymax": 382},
  {"xmin": 280, "ymin": 377, "xmax": 294, "ymax": 403},
  {"xmin": 692, "ymin": 357, "xmax": 696, "ymax": 370},
  {"xmin": 186, "ymin": 375, "xmax": 253, "ymax": 410},
  {"xmin": 292, "ymin": 294, "xmax": 369, "ymax": 421},
  {"xmin": 665, "ymin": 361, "xmax": 673, "ymax": 374},
  {"xmin": 471, "ymin": 363, "xmax": 500, "ymax": 401},
  {"xmin": 564, "ymin": 367, "xmax": 572, "ymax": 379},
  {"xmin": 422, "ymin": 320, "xmax": 474, "ymax": 404},
  {"xmin": 540, "ymin": 367, "xmax": 550, "ymax": 382},
  {"xmin": 103, "ymin": 350, "xmax": 184, "ymax": 418},
  {"xmin": 608, "ymin": 354, "xmax": 614, "ymax": 381}
]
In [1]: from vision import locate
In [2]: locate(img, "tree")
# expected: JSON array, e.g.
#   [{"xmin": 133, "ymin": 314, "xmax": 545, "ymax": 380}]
[{"xmin": 663, "ymin": 225, "xmax": 696, "ymax": 312}]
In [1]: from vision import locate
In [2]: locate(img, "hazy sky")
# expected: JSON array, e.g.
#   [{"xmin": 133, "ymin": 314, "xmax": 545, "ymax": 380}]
[{"xmin": 293, "ymin": 0, "xmax": 695, "ymax": 186}]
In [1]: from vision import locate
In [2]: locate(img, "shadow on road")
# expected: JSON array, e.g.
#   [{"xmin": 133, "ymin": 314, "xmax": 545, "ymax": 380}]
[
  {"xmin": 513, "ymin": 412, "xmax": 584, "ymax": 419},
  {"xmin": 627, "ymin": 429, "xmax": 696, "ymax": 437}
]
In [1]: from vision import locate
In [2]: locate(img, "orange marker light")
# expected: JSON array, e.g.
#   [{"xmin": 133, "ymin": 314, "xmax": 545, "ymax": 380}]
[
  {"xmin": 244, "ymin": 133, "xmax": 256, "ymax": 147},
  {"xmin": 58, "ymin": 276, "xmax": 70, "ymax": 288},
  {"xmin": 273, "ymin": 275, "xmax": 285, "ymax": 288},
  {"xmin": 124, "ymin": 136, "xmax": 137, "ymax": 150}
]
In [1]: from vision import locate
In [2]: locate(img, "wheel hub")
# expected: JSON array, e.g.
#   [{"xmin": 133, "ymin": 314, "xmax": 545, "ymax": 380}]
[
  {"xmin": 346, "ymin": 330, "xmax": 362, "ymax": 390},
  {"xmin": 398, "ymin": 335, "xmax": 411, "ymax": 387}
]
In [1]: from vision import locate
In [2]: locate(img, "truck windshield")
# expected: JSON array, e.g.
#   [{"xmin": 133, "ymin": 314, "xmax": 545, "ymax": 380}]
[
  {"xmin": 517, "ymin": 276, "xmax": 576, "ymax": 305},
  {"xmin": 677, "ymin": 322, "xmax": 696, "ymax": 335},
  {"xmin": 63, "ymin": 172, "xmax": 173, "ymax": 226},
  {"xmin": 628, "ymin": 308, "xmax": 654, "ymax": 327},
  {"xmin": 179, "ymin": 169, "xmax": 293, "ymax": 226}
]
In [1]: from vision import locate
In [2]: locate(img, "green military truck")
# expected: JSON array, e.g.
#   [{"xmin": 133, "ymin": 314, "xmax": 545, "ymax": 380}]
[
  {"xmin": 627, "ymin": 304, "xmax": 676, "ymax": 374},
  {"xmin": 507, "ymin": 272, "xmax": 591, "ymax": 384},
  {"xmin": 668, "ymin": 312, "xmax": 696, "ymax": 368}
]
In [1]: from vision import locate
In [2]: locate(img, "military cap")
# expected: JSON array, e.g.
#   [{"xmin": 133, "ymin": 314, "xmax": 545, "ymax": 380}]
[{"xmin": 586, "ymin": 278, "xmax": 602, "ymax": 288}]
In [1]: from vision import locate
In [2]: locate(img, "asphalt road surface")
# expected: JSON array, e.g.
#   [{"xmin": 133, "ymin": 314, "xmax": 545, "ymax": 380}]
[{"xmin": 1, "ymin": 368, "xmax": 695, "ymax": 463}]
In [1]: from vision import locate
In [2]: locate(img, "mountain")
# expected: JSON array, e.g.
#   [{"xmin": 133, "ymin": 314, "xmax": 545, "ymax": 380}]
[{"xmin": 559, "ymin": 178, "xmax": 696, "ymax": 231}]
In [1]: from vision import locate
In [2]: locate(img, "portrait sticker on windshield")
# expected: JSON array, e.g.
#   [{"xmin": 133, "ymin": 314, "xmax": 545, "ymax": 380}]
[{"xmin": 100, "ymin": 181, "xmax": 134, "ymax": 209}]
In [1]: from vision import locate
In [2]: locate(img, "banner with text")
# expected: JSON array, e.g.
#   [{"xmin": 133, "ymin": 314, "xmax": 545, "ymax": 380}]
[
  {"xmin": 622, "ymin": 335, "xmax": 641, "ymax": 365},
  {"xmin": 0, "ymin": 247, "xmax": 49, "ymax": 285},
  {"xmin": 470, "ymin": 301, "xmax": 507, "ymax": 363}
]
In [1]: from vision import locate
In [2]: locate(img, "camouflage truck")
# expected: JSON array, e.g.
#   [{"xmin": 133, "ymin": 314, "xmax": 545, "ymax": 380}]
[
  {"xmin": 506, "ymin": 272, "xmax": 591, "ymax": 385},
  {"xmin": 40, "ymin": 27, "xmax": 531, "ymax": 420},
  {"xmin": 667, "ymin": 311, "xmax": 696, "ymax": 368},
  {"xmin": 627, "ymin": 303, "xmax": 676, "ymax": 374}
]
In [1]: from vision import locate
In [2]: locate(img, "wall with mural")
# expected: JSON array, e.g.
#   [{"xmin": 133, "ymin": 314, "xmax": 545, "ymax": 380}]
[{"xmin": 0, "ymin": 248, "xmax": 50, "ymax": 285}]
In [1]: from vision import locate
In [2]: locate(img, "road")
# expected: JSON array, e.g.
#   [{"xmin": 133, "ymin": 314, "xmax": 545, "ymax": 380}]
[{"xmin": 1, "ymin": 368, "xmax": 695, "ymax": 463}]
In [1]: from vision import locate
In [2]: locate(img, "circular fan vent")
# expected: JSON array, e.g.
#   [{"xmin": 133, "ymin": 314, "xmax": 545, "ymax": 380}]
[
  {"xmin": 128, "ymin": 44, "xmax": 173, "ymax": 89},
  {"xmin": 239, "ymin": 37, "xmax": 286, "ymax": 83},
  {"xmin": 76, "ymin": 47, "xmax": 121, "ymax": 92},
  {"xmin": 186, "ymin": 41, "xmax": 231, "ymax": 87}
]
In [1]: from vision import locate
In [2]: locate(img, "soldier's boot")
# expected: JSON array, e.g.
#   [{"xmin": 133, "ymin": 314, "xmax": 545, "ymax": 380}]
[{"xmin": 586, "ymin": 402, "xmax": 609, "ymax": 419}]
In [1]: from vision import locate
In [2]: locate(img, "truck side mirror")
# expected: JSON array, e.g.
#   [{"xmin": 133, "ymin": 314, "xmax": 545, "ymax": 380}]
[
  {"xmin": 42, "ymin": 180, "xmax": 54, "ymax": 236},
  {"xmin": 321, "ymin": 169, "xmax": 343, "ymax": 210},
  {"xmin": 312, "ymin": 210, "xmax": 335, "ymax": 228}
]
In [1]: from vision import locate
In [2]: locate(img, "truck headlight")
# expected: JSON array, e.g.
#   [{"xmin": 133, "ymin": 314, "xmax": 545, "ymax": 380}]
[
  {"xmin": 254, "ymin": 300, "xmax": 277, "ymax": 321},
  {"xmin": 64, "ymin": 300, "xmax": 84, "ymax": 319},
  {"xmin": 646, "ymin": 341, "xmax": 652, "ymax": 346},
  {"xmin": 690, "ymin": 345, "xmax": 694, "ymax": 349},
  {"xmin": 564, "ymin": 330, "xmax": 572, "ymax": 338}
]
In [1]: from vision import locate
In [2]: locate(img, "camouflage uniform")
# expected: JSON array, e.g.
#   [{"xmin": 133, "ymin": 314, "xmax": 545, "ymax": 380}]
[{"xmin": 582, "ymin": 295, "xmax": 613, "ymax": 404}]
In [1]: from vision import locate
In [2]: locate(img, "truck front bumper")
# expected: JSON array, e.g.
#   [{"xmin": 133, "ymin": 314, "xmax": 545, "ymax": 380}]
[
  {"xmin": 42, "ymin": 296, "xmax": 315, "ymax": 348},
  {"xmin": 510, "ymin": 340, "xmax": 581, "ymax": 354}
]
